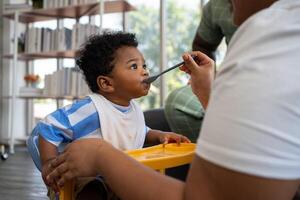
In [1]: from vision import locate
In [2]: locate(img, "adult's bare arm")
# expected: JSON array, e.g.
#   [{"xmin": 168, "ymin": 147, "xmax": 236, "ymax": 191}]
[
  {"xmin": 47, "ymin": 139, "xmax": 185, "ymax": 200},
  {"xmin": 192, "ymin": 34, "xmax": 219, "ymax": 61},
  {"xmin": 185, "ymin": 155, "xmax": 300, "ymax": 200},
  {"xmin": 47, "ymin": 139, "xmax": 300, "ymax": 200}
]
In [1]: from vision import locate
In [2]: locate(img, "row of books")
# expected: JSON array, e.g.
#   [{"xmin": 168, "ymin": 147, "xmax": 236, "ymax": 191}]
[
  {"xmin": 19, "ymin": 87, "xmax": 43, "ymax": 96},
  {"xmin": 43, "ymin": 68, "xmax": 90, "ymax": 97},
  {"xmin": 4, "ymin": 3, "xmax": 32, "ymax": 11},
  {"xmin": 5, "ymin": 0, "xmax": 99, "ymax": 11},
  {"xmin": 24, "ymin": 24, "xmax": 99, "ymax": 53},
  {"xmin": 72, "ymin": 23, "xmax": 99, "ymax": 50},
  {"xmin": 43, "ymin": 0, "xmax": 98, "ymax": 9}
]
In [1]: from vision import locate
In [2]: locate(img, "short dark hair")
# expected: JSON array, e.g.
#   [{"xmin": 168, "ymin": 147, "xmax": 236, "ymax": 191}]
[{"xmin": 76, "ymin": 31, "xmax": 138, "ymax": 93}]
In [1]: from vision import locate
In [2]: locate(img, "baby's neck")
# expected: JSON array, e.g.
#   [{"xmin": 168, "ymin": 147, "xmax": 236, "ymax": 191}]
[{"xmin": 98, "ymin": 92, "xmax": 131, "ymax": 106}]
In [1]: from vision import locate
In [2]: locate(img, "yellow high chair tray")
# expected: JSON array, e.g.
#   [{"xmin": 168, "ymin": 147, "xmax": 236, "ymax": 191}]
[{"xmin": 125, "ymin": 143, "xmax": 196, "ymax": 172}]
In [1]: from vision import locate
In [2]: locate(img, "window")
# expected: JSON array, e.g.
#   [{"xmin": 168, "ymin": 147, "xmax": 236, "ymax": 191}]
[{"xmin": 127, "ymin": 0, "xmax": 201, "ymax": 109}]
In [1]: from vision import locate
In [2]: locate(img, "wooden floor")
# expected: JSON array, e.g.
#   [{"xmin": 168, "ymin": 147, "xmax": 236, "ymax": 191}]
[
  {"xmin": 1, "ymin": 147, "xmax": 300, "ymax": 200},
  {"xmin": 0, "ymin": 146, "xmax": 48, "ymax": 200}
]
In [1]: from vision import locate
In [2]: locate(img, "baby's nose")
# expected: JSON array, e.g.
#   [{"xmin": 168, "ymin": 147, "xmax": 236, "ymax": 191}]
[{"xmin": 143, "ymin": 68, "xmax": 149, "ymax": 76}]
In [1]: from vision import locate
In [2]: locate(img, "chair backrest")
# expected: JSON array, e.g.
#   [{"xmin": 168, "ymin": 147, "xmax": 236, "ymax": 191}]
[{"xmin": 143, "ymin": 108, "xmax": 171, "ymax": 132}]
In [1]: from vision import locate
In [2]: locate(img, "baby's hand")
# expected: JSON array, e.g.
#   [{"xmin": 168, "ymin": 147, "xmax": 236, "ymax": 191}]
[
  {"xmin": 159, "ymin": 132, "xmax": 191, "ymax": 145},
  {"xmin": 42, "ymin": 158, "xmax": 60, "ymax": 193}
]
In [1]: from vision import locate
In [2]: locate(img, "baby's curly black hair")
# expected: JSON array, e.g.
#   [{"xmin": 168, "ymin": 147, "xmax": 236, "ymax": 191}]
[{"xmin": 76, "ymin": 31, "xmax": 138, "ymax": 93}]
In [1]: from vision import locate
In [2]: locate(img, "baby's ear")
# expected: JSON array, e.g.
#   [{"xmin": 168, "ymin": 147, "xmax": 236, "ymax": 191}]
[{"xmin": 96, "ymin": 76, "xmax": 114, "ymax": 93}]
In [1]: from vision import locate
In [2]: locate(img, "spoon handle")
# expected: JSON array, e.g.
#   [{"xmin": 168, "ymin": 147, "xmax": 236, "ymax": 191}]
[
  {"xmin": 159, "ymin": 55, "xmax": 195, "ymax": 76},
  {"xmin": 158, "ymin": 61, "xmax": 185, "ymax": 76},
  {"xmin": 143, "ymin": 55, "xmax": 195, "ymax": 84}
]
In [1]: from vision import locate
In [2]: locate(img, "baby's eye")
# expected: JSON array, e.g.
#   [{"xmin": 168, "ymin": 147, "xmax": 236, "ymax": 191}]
[
  {"xmin": 130, "ymin": 63, "xmax": 138, "ymax": 70},
  {"xmin": 143, "ymin": 64, "xmax": 147, "ymax": 69}
]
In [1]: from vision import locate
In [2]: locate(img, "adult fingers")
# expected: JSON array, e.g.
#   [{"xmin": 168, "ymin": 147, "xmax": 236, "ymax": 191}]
[
  {"xmin": 179, "ymin": 65, "xmax": 191, "ymax": 74},
  {"xmin": 182, "ymin": 53, "xmax": 198, "ymax": 73},
  {"xmin": 50, "ymin": 153, "xmax": 67, "ymax": 168},
  {"xmin": 52, "ymin": 181, "xmax": 60, "ymax": 193},
  {"xmin": 47, "ymin": 162, "xmax": 69, "ymax": 184},
  {"xmin": 57, "ymin": 171, "xmax": 74, "ymax": 187},
  {"xmin": 190, "ymin": 51, "xmax": 214, "ymax": 66},
  {"xmin": 182, "ymin": 51, "xmax": 214, "ymax": 72}
]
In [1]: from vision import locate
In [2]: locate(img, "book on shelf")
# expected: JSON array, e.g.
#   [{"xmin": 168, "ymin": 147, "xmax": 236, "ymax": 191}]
[
  {"xmin": 24, "ymin": 24, "xmax": 99, "ymax": 53},
  {"xmin": 71, "ymin": 24, "xmax": 99, "ymax": 50},
  {"xmin": 43, "ymin": 68, "xmax": 89, "ymax": 97},
  {"xmin": 43, "ymin": 0, "xmax": 98, "ymax": 9},
  {"xmin": 5, "ymin": 0, "xmax": 98, "ymax": 12},
  {"xmin": 19, "ymin": 87, "xmax": 43, "ymax": 96},
  {"xmin": 4, "ymin": 3, "xmax": 32, "ymax": 11}
]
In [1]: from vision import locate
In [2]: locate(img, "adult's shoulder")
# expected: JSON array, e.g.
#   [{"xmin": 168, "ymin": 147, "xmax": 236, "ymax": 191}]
[{"xmin": 227, "ymin": 0, "xmax": 300, "ymax": 57}]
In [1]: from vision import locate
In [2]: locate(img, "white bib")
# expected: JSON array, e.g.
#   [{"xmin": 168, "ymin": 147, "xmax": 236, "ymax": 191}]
[{"xmin": 89, "ymin": 93, "xmax": 146, "ymax": 150}]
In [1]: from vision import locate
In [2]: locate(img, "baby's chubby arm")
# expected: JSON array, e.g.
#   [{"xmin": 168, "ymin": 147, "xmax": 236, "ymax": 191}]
[
  {"xmin": 39, "ymin": 136, "xmax": 60, "ymax": 193},
  {"xmin": 145, "ymin": 129, "xmax": 191, "ymax": 145}
]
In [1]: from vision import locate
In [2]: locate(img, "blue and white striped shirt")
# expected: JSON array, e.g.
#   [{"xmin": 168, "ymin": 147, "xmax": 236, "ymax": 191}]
[{"xmin": 35, "ymin": 96, "xmax": 148, "ymax": 147}]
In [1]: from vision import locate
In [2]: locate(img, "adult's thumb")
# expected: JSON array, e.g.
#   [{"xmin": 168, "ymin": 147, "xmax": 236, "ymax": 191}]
[{"xmin": 182, "ymin": 53, "xmax": 198, "ymax": 72}]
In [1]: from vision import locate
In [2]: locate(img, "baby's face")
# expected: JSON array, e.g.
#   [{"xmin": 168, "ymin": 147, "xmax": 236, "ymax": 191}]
[{"xmin": 110, "ymin": 46, "xmax": 150, "ymax": 101}]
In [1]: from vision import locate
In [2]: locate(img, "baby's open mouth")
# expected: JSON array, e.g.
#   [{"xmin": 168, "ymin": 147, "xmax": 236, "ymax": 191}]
[
  {"xmin": 141, "ymin": 80, "xmax": 151, "ymax": 89},
  {"xmin": 142, "ymin": 78, "xmax": 150, "ymax": 85}
]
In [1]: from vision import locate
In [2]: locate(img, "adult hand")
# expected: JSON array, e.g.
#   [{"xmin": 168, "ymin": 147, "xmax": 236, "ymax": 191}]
[
  {"xmin": 180, "ymin": 51, "xmax": 215, "ymax": 109},
  {"xmin": 41, "ymin": 158, "xmax": 60, "ymax": 193},
  {"xmin": 46, "ymin": 139, "xmax": 105, "ymax": 187}
]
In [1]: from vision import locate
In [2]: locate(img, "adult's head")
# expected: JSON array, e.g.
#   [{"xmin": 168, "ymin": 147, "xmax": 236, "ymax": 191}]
[{"xmin": 231, "ymin": 0, "xmax": 278, "ymax": 25}]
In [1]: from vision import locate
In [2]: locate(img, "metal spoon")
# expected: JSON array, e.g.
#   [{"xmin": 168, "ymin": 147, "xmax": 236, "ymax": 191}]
[{"xmin": 143, "ymin": 56, "xmax": 195, "ymax": 84}]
